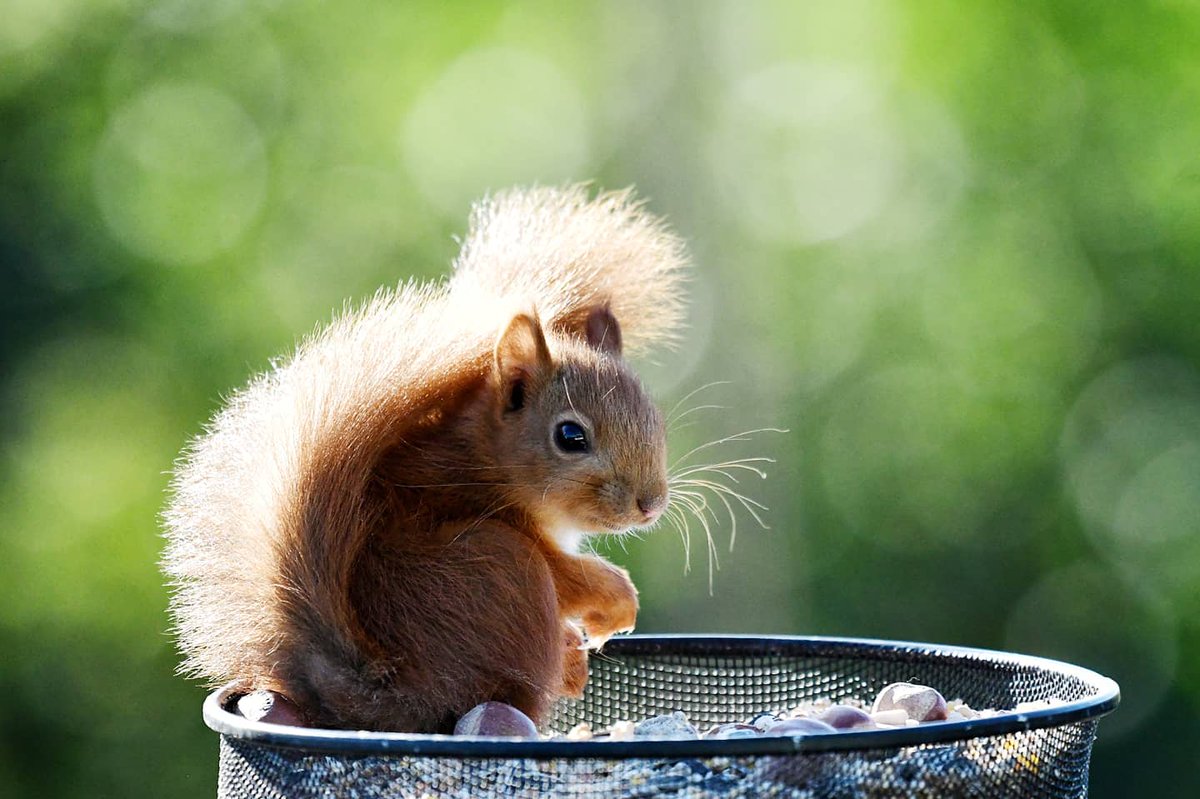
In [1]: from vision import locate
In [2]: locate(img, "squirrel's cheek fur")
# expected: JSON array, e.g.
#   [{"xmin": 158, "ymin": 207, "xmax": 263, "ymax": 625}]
[{"xmin": 161, "ymin": 185, "xmax": 688, "ymax": 732}]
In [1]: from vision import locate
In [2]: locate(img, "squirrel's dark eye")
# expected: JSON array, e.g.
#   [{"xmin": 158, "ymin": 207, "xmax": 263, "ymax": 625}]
[{"xmin": 554, "ymin": 421, "xmax": 590, "ymax": 453}]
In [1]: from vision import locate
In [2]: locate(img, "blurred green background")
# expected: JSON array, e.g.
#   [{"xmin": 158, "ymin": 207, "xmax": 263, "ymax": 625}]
[{"xmin": 2, "ymin": 0, "xmax": 1198, "ymax": 796}]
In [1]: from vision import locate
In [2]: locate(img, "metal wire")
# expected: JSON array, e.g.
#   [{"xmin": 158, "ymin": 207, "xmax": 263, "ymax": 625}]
[{"xmin": 205, "ymin": 635, "xmax": 1119, "ymax": 798}]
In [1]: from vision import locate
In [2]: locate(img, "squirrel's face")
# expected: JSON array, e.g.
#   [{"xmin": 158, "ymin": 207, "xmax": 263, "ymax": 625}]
[{"xmin": 489, "ymin": 310, "xmax": 669, "ymax": 537}]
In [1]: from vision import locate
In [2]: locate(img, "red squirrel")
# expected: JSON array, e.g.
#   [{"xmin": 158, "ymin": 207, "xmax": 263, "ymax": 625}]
[{"xmin": 161, "ymin": 186, "xmax": 688, "ymax": 732}]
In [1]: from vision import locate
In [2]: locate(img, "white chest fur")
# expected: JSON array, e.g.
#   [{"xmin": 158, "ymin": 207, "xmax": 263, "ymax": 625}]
[{"xmin": 541, "ymin": 515, "xmax": 586, "ymax": 554}]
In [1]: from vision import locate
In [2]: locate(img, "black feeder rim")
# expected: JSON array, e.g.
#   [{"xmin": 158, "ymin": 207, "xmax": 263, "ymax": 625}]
[{"xmin": 203, "ymin": 634, "xmax": 1120, "ymax": 760}]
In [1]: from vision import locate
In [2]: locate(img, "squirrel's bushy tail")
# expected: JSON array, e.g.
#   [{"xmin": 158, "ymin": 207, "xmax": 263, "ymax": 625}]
[
  {"xmin": 162, "ymin": 283, "xmax": 487, "ymax": 697},
  {"xmin": 161, "ymin": 186, "xmax": 688, "ymax": 710},
  {"xmin": 451, "ymin": 185, "xmax": 689, "ymax": 355}
]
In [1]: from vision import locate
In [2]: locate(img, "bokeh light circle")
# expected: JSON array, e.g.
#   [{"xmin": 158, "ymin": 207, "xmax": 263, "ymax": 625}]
[
  {"xmin": 917, "ymin": 211, "xmax": 1102, "ymax": 389},
  {"xmin": 105, "ymin": 19, "xmax": 289, "ymax": 132},
  {"xmin": 401, "ymin": 47, "xmax": 591, "ymax": 215},
  {"xmin": 1113, "ymin": 442, "xmax": 1200, "ymax": 549},
  {"xmin": 865, "ymin": 91, "xmax": 970, "ymax": 249},
  {"xmin": 708, "ymin": 61, "xmax": 903, "ymax": 245},
  {"xmin": 0, "ymin": 0, "xmax": 70, "ymax": 57},
  {"xmin": 1005, "ymin": 560, "xmax": 1176, "ymax": 738},
  {"xmin": 819, "ymin": 364, "xmax": 1018, "ymax": 548},
  {"xmin": 145, "ymin": 0, "xmax": 247, "ymax": 32},
  {"xmin": 733, "ymin": 253, "xmax": 878, "ymax": 398},
  {"xmin": 93, "ymin": 81, "xmax": 268, "ymax": 266},
  {"xmin": 1060, "ymin": 357, "xmax": 1200, "ymax": 615},
  {"xmin": 255, "ymin": 165, "xmax": 430, "ymax": 329}
]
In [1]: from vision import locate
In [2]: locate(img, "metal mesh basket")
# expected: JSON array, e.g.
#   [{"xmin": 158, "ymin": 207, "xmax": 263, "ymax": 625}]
[{"xmin": 204, "ymin": 635, "xmax": 1119, "ymax": 798}]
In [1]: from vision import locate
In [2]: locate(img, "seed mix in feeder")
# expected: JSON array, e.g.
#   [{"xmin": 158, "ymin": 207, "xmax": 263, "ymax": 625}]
[
  {"xmin": 446, "ymin": 680, "xmax": 1064, "ymax": 741},
  {"xmin": 225, "ymin": 683, "xmax": 1070, "ymax": 799}
]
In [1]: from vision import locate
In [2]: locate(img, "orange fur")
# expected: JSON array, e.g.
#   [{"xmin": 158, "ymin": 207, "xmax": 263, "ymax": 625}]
[{"xmin": 161, "ymin": 186, "xmax": 688, "ymax": 731}]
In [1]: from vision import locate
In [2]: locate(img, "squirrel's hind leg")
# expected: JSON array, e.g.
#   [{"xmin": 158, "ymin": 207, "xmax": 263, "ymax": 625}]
[{"xmin": 338, "ymin": 520, "xmax": 565, "ymax": 732}]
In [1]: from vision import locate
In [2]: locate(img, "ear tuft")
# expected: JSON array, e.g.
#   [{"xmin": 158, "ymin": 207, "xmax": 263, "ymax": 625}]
[
  {"xmin": 494, "ymin": 313, "xmax": 552, "ymax": 411},
  {"xmin": 584, "ymin": 304, "xmax": 623, "ymax": 355}
]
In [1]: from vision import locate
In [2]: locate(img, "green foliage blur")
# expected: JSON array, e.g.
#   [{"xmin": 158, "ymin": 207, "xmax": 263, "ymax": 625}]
[{"xmin": 2, "ymin": 1, "xmax": 1198, "ymax": 796}]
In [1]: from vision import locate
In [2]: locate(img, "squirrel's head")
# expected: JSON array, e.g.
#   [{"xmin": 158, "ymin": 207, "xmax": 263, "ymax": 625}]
[{"xmin": 486, "ymin": 307, "xmax": 668, "ymax": 539}]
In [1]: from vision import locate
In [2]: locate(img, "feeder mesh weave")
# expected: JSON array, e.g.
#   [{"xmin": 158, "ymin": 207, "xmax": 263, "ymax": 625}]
[{"xmin": 215, "ymin": 641, "xmax": 1102, "ymax": 798}]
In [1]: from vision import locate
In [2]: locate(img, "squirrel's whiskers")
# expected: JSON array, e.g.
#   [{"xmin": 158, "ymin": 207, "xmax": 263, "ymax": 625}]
[{"xmin": 663, "ymin": 400, "xmax": 786, "ymax": 592}]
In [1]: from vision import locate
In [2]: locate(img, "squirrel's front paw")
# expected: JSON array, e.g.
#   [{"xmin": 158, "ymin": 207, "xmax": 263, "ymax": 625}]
[{"xmin": 579, "ymin": 563, "xmax": 639, "ymax": 647}]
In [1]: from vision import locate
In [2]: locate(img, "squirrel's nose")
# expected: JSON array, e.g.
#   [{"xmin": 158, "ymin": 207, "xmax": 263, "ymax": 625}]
[{"xmin": 636, "ymin": 492, "xmax": 667, "ymax": 522}]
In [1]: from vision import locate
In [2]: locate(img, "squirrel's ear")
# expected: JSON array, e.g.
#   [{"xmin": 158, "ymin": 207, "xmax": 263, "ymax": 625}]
[
  {"xmin": 494, "ymin": 313, "xmax": 552, "ymax": 412},
  {"xmin": 584, "ymin": 304, "xmax": 623, "ymax": 355}
]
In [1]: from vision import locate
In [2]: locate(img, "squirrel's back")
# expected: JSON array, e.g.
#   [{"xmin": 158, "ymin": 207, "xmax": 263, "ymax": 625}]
[{"xmin": 161, "ymin": 186, "xmax": 687, "ymax": 724}]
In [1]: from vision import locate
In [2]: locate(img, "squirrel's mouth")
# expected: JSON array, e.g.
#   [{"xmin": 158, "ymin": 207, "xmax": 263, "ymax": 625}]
[
  {"xmin": 581, "ymin": 514, "xmax": 634, "ymax": 534},
  {"xmin": 588, "ymin": 514, "xmax": 661, "ymax": 534}
]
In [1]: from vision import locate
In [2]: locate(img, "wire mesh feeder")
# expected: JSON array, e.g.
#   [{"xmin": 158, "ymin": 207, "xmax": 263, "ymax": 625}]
[{"xmin": 204, "ymin": 635, "xmax": 1119, "ymax": 799}]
